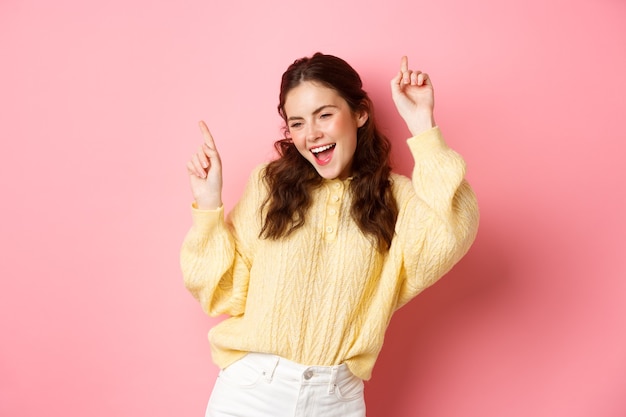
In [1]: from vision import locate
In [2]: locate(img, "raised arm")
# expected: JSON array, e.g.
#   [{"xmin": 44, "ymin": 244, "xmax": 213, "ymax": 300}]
[
  {"xmin": 389, "ymin": 58, "xmax": 479, "ymax": 307},
  {"xmin": 181, "ymin": 121, "xmax": 246, "ymax": 317}
]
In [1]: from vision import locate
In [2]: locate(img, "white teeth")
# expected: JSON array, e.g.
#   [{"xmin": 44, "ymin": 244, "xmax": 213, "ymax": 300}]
[{"xmin": 311, "ymin": 144, "xmax": 335, "ymax": 154}]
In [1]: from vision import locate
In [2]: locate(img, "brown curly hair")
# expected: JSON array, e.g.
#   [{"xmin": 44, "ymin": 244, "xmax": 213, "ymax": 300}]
[{"xmin": 260, "ymin": 53, "xmax": 398, "ymax": 252}]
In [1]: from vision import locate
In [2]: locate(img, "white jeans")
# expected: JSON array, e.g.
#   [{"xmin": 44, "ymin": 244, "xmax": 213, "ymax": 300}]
[{"xmin": 205, "ymin": 352, "xmax": 366, "ymax": 417}]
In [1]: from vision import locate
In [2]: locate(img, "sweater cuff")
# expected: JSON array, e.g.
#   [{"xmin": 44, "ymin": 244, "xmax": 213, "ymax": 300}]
[
  {"xmin": 190, "ymin": 204, "xmax": 225, "ymax": 232},
  {"xmin": 406, "ymin": 126, "xmax": 447, "ymax": 159}
]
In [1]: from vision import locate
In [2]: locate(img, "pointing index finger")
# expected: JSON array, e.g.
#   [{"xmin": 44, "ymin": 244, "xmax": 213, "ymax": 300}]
[
  {"xmin": 400, "ymin": 56, "xmax": 409, "ymax": 73},
  {"xmin": 198, "ymin": 120, "xmax": 217, "ymax": 149}
]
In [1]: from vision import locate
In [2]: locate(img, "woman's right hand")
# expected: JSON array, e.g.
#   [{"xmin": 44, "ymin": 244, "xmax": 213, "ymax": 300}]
[{"xmin": 186, "ymin": 121, "xmax": 223, "ymax": 210}]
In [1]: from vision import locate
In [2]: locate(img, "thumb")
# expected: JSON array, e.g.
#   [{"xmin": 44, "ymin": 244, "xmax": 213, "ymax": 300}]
[{"xmin": 390, "ymin": 71, "xmax": 404, "ymax": 98}]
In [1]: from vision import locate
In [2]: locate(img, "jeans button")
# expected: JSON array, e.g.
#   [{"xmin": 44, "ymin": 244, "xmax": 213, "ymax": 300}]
[{"xmin": 303, "ymin": 369, "xmax": 314, "ymax": 380}]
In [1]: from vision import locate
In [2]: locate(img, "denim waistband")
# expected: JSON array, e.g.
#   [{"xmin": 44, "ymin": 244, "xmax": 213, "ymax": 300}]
[{"xmin": 238, "ymin": 352, "xmax": 356, "ymax": 392}]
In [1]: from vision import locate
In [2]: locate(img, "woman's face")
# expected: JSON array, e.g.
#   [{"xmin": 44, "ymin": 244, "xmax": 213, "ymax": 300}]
[{"xmin": 283, "ymin": 81, "xmax": 368, "ymax": 180}]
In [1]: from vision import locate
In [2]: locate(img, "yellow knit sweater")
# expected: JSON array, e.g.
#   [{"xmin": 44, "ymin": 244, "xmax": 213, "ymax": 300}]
[{"xmin": 180, "ymin": 127, "xmax": 479, "ymax": 380}]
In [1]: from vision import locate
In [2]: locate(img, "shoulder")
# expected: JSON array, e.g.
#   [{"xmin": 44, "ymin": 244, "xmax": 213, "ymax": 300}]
[
  {"xmin": 246, "ymin": 163, "xmax": 270, "ymax": 186},
  {"xmin": 234, "ymin": 163, "xmax": 270, "ymax": 202},
  {"xmin": 251, "ymin": 162, "xmax": 269, "ymax": 177},
  {"xmin": 390, "ymin": 172, "xmax": 414, "ymax": 205},
  {"xmin": 390, "ymin": 172, "xmax": 411, "ymax": 191}
]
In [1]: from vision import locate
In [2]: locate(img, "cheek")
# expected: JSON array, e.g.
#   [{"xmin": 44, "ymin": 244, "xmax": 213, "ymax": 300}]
[
  {"xmin": 331, "ymin": 115, "xmax": 357, "ymax": 136},
  {"xmin": 290, "ymin": 132, "xmax": 308, "ymax": 152}
]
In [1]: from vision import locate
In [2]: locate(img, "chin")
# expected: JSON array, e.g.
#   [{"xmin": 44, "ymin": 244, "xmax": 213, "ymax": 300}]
[
  {"xmin": 313, "ymin": 167, "xmax": 340, "ymax": 180},
  {"xmin": 318, "ymin": 167, "xmax": 350, "ymax": 180},
  {"xmin": 316, "ymin": 171, "xmax": 336, "ymax": 180}
]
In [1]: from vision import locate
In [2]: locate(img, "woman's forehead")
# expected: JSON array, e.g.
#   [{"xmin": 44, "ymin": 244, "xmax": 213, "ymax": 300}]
[{"xmin": 283, "ymin": 82, "xmax": 345, "ymax": 115}]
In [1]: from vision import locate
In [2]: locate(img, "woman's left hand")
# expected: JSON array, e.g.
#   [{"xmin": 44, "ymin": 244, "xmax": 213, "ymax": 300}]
[{"xmin": 390, "ymin": 56, "xmax": 435, "ymax": 136}]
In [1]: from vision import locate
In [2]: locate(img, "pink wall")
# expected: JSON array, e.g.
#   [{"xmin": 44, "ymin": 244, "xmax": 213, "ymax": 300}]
[{"xmin": 1, "ymin": 0, "xmax": 625, "ymax": 415}]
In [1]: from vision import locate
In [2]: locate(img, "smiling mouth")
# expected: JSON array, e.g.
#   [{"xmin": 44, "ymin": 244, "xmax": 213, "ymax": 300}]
[{"xmin": 311, "ymin": 143, "xmax": 336, "ymax": 161}]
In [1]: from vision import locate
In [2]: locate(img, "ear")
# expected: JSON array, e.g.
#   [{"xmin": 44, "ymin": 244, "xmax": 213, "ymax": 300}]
[{"xmin": 355, "ymin": 109, "xmax": 369, "ymax": 128}]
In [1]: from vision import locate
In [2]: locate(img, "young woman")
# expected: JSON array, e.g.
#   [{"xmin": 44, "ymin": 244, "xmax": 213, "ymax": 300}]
[{"xmin": 182, "ymin": 53, "xmax": 479, "ymax": 417}]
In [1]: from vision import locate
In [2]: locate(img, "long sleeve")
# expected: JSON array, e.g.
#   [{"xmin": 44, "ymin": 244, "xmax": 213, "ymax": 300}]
[
  {"xmin": 180, "ymin": 166, "xmax": 266, "ymax": 317},
  {"xmin": 393, "ymin": 127, "xmax": 479, "ymax": 308}
]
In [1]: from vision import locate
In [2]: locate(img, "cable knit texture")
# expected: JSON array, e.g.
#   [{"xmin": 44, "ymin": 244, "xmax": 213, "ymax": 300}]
[{"xmin": 180, "ymin": 127, "xmax": 479, "ymax": 380}]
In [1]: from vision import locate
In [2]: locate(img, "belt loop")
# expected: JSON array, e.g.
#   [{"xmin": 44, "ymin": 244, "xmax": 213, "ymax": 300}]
[
  {"xmin": 328, "ymin": 366, "xmax": 339, "ymax": 394},
  {"xmin": 262, "ymin": 355, "xmax": 280, "ymax": 382}
]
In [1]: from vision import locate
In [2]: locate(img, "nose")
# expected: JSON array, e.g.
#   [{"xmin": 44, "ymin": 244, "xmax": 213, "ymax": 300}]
[{"xmin": 305, "ymin": 121, "xmax": 322, "ymax": 142}]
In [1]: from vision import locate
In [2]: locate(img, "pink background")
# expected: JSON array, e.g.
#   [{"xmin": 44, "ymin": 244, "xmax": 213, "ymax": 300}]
[{"xmin": 1, "ymin": 0, "xmax": 625, "ymax": 415}]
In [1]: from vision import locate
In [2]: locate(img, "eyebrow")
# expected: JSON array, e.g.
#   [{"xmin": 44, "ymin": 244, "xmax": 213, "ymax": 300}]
[{"xmin": 287, "ymin": 104, "xmax": 339, "ymax": 121}]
